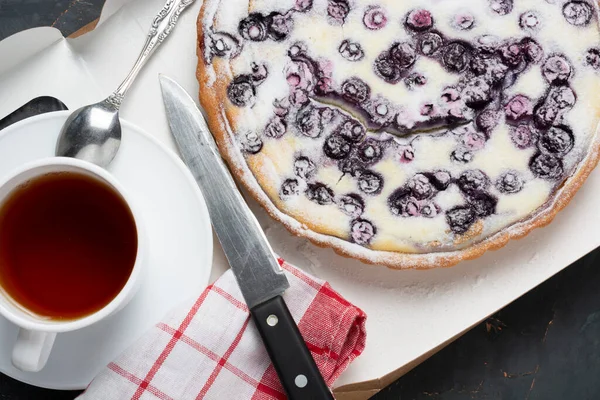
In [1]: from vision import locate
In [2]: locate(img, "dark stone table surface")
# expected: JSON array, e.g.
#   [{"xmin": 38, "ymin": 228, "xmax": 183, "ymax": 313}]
[{"xmin": 1, "ymin": 1, "xmax": 600, "ymax": 399}]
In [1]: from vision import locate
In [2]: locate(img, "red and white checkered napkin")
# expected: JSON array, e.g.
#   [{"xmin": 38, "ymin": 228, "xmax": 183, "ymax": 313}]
[{"xmin": 78, "ymin": 260, "xmax": 367, "ymax": 400}]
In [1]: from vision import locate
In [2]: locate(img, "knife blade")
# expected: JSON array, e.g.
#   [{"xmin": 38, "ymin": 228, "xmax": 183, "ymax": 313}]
[{"xmin": 160, "ymin": 75, "xmax": 333, "ymax": 400}]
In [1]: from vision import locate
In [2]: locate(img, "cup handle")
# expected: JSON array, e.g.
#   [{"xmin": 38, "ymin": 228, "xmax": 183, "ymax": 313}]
[{"xmin": 12, "ymin": 329, "xmax": 57, "ymax": 372}]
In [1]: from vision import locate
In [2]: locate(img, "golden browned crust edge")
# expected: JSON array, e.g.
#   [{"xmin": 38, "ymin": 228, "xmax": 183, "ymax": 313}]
[{"xmin": 195, "ymin": 5, "xmax": 600, "ymax": 270}]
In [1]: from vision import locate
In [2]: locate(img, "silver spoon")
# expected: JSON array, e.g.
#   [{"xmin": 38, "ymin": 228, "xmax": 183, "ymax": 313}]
[{"xmin": 56, "ymin": 0, "xmax": 196, "ymax": 168}]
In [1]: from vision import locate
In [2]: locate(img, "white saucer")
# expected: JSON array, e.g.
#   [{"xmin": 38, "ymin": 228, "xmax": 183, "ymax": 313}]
[{"xmin": 0, "ymin": 111, "xmax": 213, "ymax": 390}]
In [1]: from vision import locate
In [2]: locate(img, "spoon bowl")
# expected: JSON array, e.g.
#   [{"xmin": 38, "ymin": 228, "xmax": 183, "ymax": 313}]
[{"xmin": 56, "ymin": 100, "xmax": 121, "ymax": 169}]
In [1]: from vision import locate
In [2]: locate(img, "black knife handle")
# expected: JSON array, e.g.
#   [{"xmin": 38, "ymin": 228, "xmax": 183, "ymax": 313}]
[{"xmin": 251, "ymin": 296, "xmax": 334, "ymax": 400}]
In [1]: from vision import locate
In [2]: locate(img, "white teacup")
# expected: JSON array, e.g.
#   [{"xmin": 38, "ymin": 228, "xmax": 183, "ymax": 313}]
[{"xmin": 0, "ymin": 157, "xmax": 145, "ymax": 372}]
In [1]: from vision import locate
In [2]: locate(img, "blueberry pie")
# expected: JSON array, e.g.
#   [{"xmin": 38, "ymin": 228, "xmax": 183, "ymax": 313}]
[{"xmin": 196, "ymin": 0, "xmax": 600, "ymax": 269}]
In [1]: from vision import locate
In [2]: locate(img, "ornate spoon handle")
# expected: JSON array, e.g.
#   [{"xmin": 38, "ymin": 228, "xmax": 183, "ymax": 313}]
[{"xmin": 106, "ymin": 0, "xmax": 196, "ymax": 108}]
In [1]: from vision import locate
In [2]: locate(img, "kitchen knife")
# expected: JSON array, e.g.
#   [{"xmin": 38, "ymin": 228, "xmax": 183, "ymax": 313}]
[{"xmin": 160, "ymin": 75, "xmax": 334, "ymax": 400}]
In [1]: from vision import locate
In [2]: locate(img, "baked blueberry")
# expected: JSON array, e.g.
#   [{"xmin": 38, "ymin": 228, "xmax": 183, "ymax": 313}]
[
  {"xmin": 286, "ymin": 59, "xmax": 311, "ymax": 90},
  {"xmin": 239, "ymin": 13, "xmax": 269, "ymax": 41},
  {"xmin": 510, "ymin": 124, "xmax": 537, "ymax": 149},
  {"xmin": 461, "ymin": 130, "xmax": 487, "ymax": 151},
  {"xmin": 585, "ymin": 48, "xmax": 600, "ymax": 69},
  {"xmin": 563, "ymin": 1, "xmax": 594, "ymax": 26},
  {"xmin": 446, "ymin": 206, "xmax": 476, "ymax": 234},
  {"xmin": 274, "ymin": 99, "xmax": 291, "ymax": 117},
  {"xmin": 542, "ymin": 55, "xmax": 572, "ymax": 83},
  {"xmin": 521, "ymin": 37, "xmax": 544, "ymax": 63},
  {"xmin": 374, "ymin": 53, "xmax": 403, "ymax": 84},
  {"xmin": 529, "ymin": 152, "xmax": 564, "ymax": 180},
  {"xmin": 505, "ymin": 95, "xmax": 533, "ymax": 121},
  {"xmin": 388, "ymin": 188, "xmax": 419, "ymax": 217},
  {"xmin": 538, "ymin": 125, "xmax": 575, "ymax": 156},
  {"xmin": 425, "ymin": 170, "xmax": 452, "ymax": 191},
  {"xmin": 227, "ymin": 76, "xmax": 255, "ymax": 107},
  {"xmin": 403, "ymin": 197, "xmax": 421, "ymax": 217},
  {"xmin": 461, "ymin": 77, "xmax": 493, "ymax": 109},
  {"xmin": 476, "ymin": 34, "xmax": 501, "ymax": 54},
  {"xmin": 289, "ymin": 89, "xmax": 310, "ymax": 107},
  {"xmin": 470, "ymin": 54, "xmax": 509, "ymax": 84},
  {"xmin": 467, "ymin": 192, "xmax": 498, "ymax": 217},
  {"xmin": 328, "ymin": 0, "xmax": 350, "ymax": 25},
  {"xmin": 280, "ymin": 179, "xmax": 300, "ymax": 197},
  {"xmin": 489, "ymin": 0, "xmax": 513, "ymax": 15},
  {"xmin": 306, "ymin": 183, "xmax": 335, "ymax": 204},
  {"xmin": 453, "ymin": 13, "xmax": 476, "ymax": 30},
  {"xmin": 533, "ymin": 103, "xmax": 560, "ymax": 129},
  {"xmin": 337, "ymin": 156, "xmax": 363, "ymax": 176},
  {"xmin": 405, "ymin": 9, "xmax": 434, "ymax": 31},
  {"xmin": 338, "ymin": 120, "xmax": 366, "ymax": 143},
  {"xmin": 442, "ymin": 42, "xmax": 472, "ymax": 73},
  {"xmin": 447, "ymin": 104, "xmax": 470, "ymax": 121},
  {"xmin": 351, "ymin": 219, "xmax": 376, "ymax": 245},
  {"xmin": 420, "ymin": 202, "xmax": 441, "ymax": 218},
  {"xmin": 458, "ymin": 169, "xmax": 490, "ymax": 194},
  {"xmin": 399, "ymin": 146, "xmax": 415, "ymax": 163},
  {"xmin": 366, "ymin": 97, "xmax": 396, "ymax": 126},
  {"xmin": 420, "ymin": 104, "xmax": 435, "ymax": 116},
  {"xmin": 363, "ymin": 6, "xmax": 388, "ymax": 30},
  {"xmin": 267, "ymin": 12, "xmax": 294, "ymax": 41},
  {"xmin": 294, "ymin": 156, "xmax": 316, "ymax": 179},
  {"xmin": 315, "ymin": 71, "xmax": 334, "ymax": 96},
  {"xmin": 243, "ymin": 132, "xmax": 263, "ymax": 154},
  {"xmin": 295, "ymin": 0, "xmax": 313, "ymax": 12},
  {"xmin": 205, "ymin": 32, "xmax": 241, "ymax": 60},
  {"xmin": 441, "ymin": 87, "xmax": 461, "ymax": 104},
  {"xmin": 476, "ymin": 109, "xmax": 500, "ymax": 132},
  {"xmin": 288, "ymin": 41, "xmax": 308, "ymax": 58},
  {"xmin": 339, "ymin": 40, "xmax": 365, "ymax": 62},
  {"xmin": 374, "ymin": 43, "xmax": 416, "ymax": 83},
  {"xmin": 496, "ymin": 171, "xmax": 524, "ymax": 194},
  {"xmin": 320, "ymin": 107, "xmax": 337, "ymax": 125},
  {"xmin": 500, "ymin": 41, "xmax": 524, "ymax": 67},
  {"xmin": 341, "ymin": 77, "xmax": 371, "ymax": 104},
  {"xmin": 264, "ymin": 117, "xmax": 287, "ymax": 138},
  {"xmin": 417, "ymin": 32, "xmax": 444, "ymax": 56},
  {"xmin": 451, "ymin": 147, "xmax": 474, "ymax": 163},
  {"xmin": 324, "ymin": 134, "xmax": 352, "ymax": 160},
  {"xmin": 547, "ymin": 86, "xmax": 576, "ymax": 110},
  {"xmin": 520, "ymin": 11, "xmax": 540, "ymax": 30},
  {"xmin": 296, "ymin": 105, "xmax": 323, "ymax": 138},
  {"xmin": 338, "ymin": 194, "xmax": 365, "ymax": 218},
  {"xmin": 357, "ymin": 170, "xmax": 384, "ymax": 195},
  {"xmin": 387, "ymin": 187, "xmax": 408, "ymax": 213},
  {"xmin": 357, "ymin": 139, "xmax": 383, "ymax": 165},
  {"xmin": 390, "ymin": 42, "xmax": 417, "ymax": 69},
  {"xmin": 408, "ymin": 174, "xmax": 435, "ymax": 199},
  {"xmin": 395, "ymin": 108, "xmax": 415, "ymax": 132}
]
